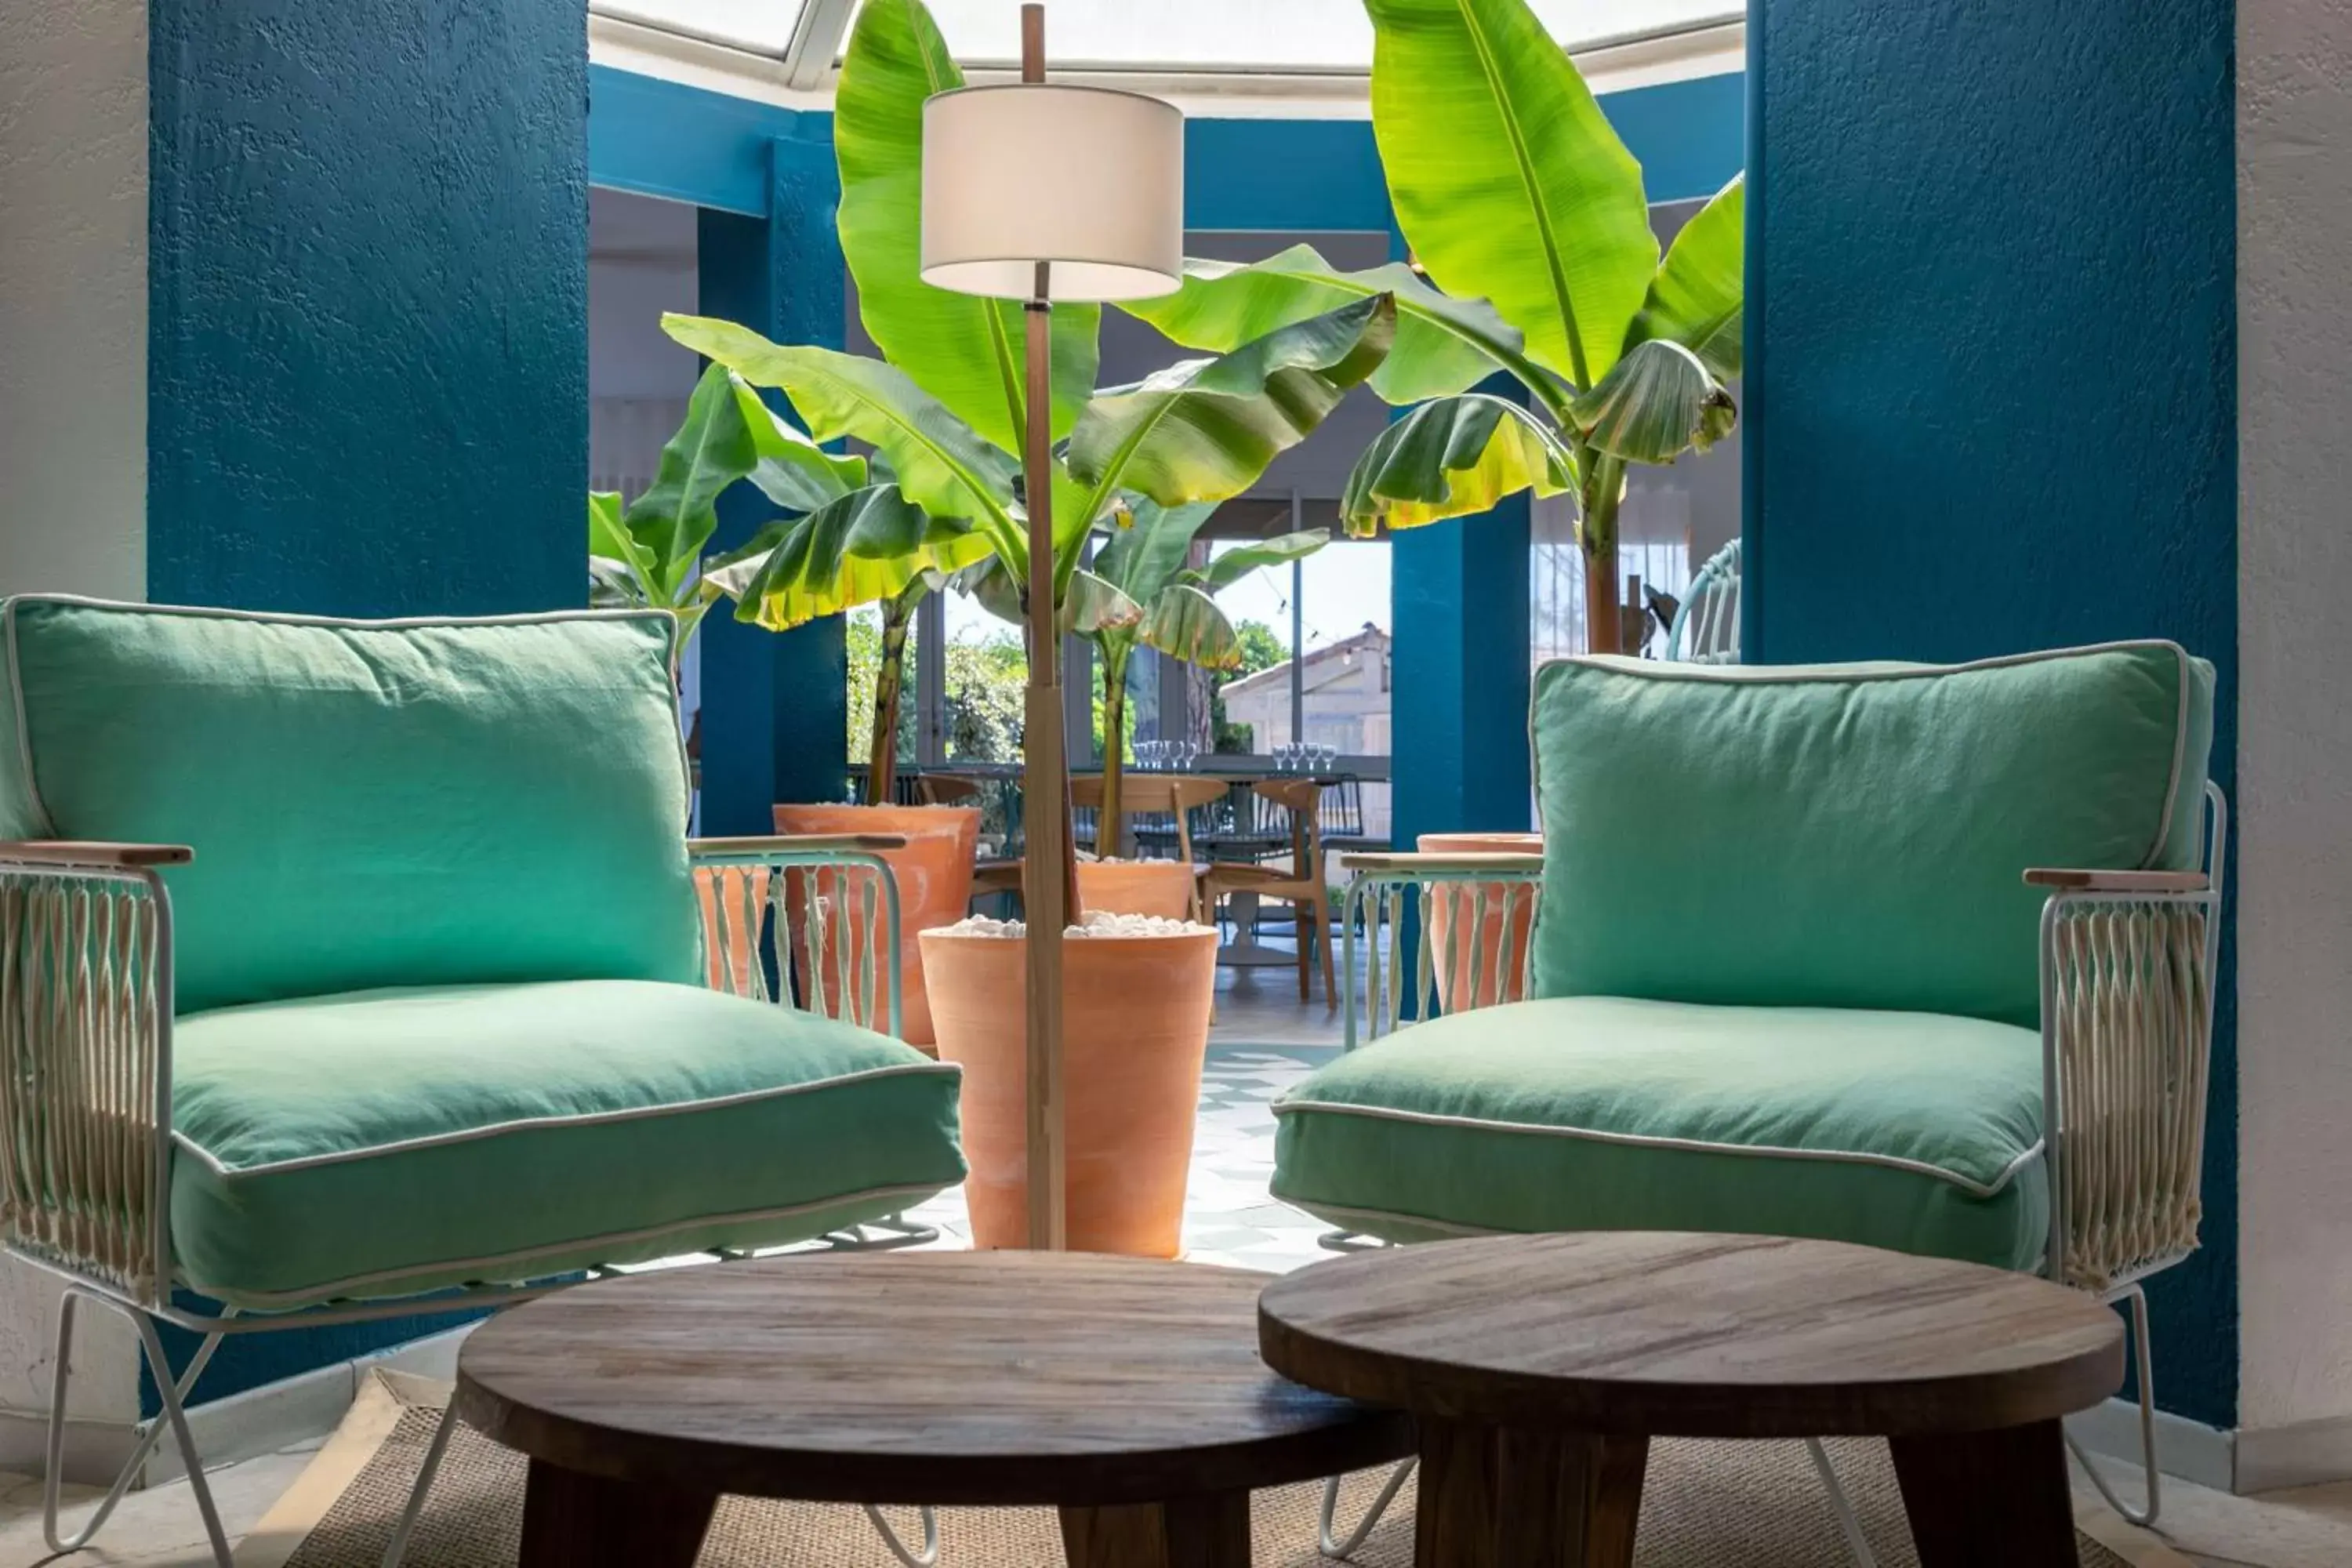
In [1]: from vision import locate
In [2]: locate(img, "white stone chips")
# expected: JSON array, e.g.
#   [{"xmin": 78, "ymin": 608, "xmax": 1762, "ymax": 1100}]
[{"xmin": 935, "ymin": 910, "xmax": 1212, "ymax": 938}]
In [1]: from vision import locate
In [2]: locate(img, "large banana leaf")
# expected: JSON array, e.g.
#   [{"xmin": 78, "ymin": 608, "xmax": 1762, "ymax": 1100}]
[
  {"xmin": 958, "ymin": 555, "xmax": 1141, "ymax": 635},
  {"xmin": 588, "ymin": 491, "xmax": 655, "ymax": 601},
  {"xmin": 1339, "ymin": 392, "xmax": 1576, "ymax": 533},
  {"xmin": 728, "ymin": 377, "xmax": 868, "ymax": 512},
  {"xmin": 1066, "ymin": 296, "xmax": 1397, "ymax": 518},
  {"xmin": 1182, "ymin": 528, "xmax": 1330, "ymax": 592},
  {"xmin": 834, "ymin": 0, "xmax": 1098, "ymax": 452},
  {"xmin": 1094, "ymin": 499, "xmax": 1221, "ymax": 602},
  {"xmin": 619, "ymin": 362, "xmax": 760, "ymax": 599},
  {"xmin": 1365, "ymin": 0, "xmax": 1657, "ymax": 391},
  {"xmin": 711, "ymin": 483, "xmax": 987, "ymax": 630},
  {"xmin": 664, "ymin": 314, "xmax": 1026, "ymax": 561},
  {"xmin": 1135, "ymin": 583, "xmax": 1243, "ymax": 671},
  {"xmin": 1622, "ymin": 173, "xmax": 1744, "ymax": 379},
  {"xmin": 1118, "ymin": 245, "xmax": 1544, "ymax": 408},
  {"xmin": 1569, "ymin": 339, "xmax": 1736, "ymax": 465}
]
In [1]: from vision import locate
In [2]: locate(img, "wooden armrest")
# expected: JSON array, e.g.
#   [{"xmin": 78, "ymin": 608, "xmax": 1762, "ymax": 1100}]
[
  {"xmin": 690, "ymin": 833, "xmax": 909, "ymax": 855},
  {"xmin": 0, "ymin": 840, "xmax": 193, "ymax": 869},
  {"xmin": 1339, "ymin": 851, "xmax": 1545, "ymax": 875},
  {"xmin": 2024, "ymin": 868, "xmax": 2210, "ymax": 893}
]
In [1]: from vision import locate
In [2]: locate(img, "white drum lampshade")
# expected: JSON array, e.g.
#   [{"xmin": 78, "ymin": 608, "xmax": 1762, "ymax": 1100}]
[{"xmin": 920, "ymin": 84, "xmax": 1184, "ymax": 303}]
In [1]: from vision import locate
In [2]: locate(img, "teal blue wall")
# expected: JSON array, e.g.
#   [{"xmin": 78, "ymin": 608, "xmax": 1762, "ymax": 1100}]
[
  {"xmin": 138, "ymin": 0, "xmax": 590, "ymax": 1405},
  {"xmin": 590, "ymin": 67, "xmax": 1745, "ymax": 829},
  {"xmin": 1750, "ymin": 0, "xmax": 2238, "ymax": 1424},
  {"xmin": 147, "ymin": 0, "xmax": 586, "ymax": 615}
]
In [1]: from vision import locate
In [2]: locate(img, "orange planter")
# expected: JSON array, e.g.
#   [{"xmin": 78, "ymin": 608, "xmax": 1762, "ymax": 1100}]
[
  {"xmin": 1418, "ymin": 831, "xmax": 1544, "ymax": 1013},
  {"xmin": 920, "ymin": 927, "xmax": 1218, "ymax": 1256},
  {"xmin": 1076, "ymin": 858, "xmax": 1200, "ymax": 922},
  {"xmin": 772, "ymin": 803, "xmax": 980, "ymax": 1049}
]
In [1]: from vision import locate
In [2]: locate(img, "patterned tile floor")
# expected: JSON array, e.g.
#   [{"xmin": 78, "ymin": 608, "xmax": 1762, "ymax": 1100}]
[{"xmin": 897, "ymin": 968, "xmax": 1346, "ymax": 1273}]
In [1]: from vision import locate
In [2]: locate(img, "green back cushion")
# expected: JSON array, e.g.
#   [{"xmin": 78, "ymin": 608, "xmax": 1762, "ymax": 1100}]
[
  {"xmin": 1530, "ymin": 644, "xmax": 2214, "ymax": 1026},
  {"xmin": 0, "ymin": 599, "xmax": 699, "ymax": 1013}
]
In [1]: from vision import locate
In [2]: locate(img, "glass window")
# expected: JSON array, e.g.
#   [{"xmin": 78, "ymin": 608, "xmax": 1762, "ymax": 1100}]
[{"xmin": 596, "ymin": 0, "xmax": 806, "ymax": 56}]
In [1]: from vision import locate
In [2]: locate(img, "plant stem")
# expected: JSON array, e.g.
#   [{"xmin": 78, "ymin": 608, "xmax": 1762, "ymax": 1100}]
[
  {"xmin": 867, "ymin": 590, "xmax": 914, "ymax": 804},
  {"xmin": 1578, "ymin": 448, "xmax": 1628, "ymax": 654},
  {"xmin": 1097, "ymin": 643, "xmax": 1129, "ymax": 853}
]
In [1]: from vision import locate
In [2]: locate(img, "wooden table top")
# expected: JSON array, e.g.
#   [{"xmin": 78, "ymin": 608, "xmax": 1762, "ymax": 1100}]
[
  {"xmin": 456, "ymin": 1251, "xmax": 1412, "ymax": 1508},
  {"xmin": 1257, "ymin": 1232, "xmax": 2125, "ymax": 1439}
]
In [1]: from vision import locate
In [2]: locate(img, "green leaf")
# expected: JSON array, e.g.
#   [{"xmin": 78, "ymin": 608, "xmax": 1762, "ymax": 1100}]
[
  {"xmin": 834, "ymin": 0, "xmax": 1098, "ymax": 451},
  {"xmin": 1094, "ymin": 498, "xmax": 1221, "ymax": 602},
  {"xmin": 619, "ymin": 362, "xmax": 759, "ymax": 600},
  {"xmin": 1184, "ymin": 528, "xmax": 1329, "ymax": 592},
  {"xmin": 728, "ymin": 377, "xmax": 868, "ymax": 512},
  {"xmin": 1624, "ymin": 172, "xmax": 1744, "ymax": 379},
  {"xmin": 1061, "ymin": 568, "xmax": 1144, "ymax": 636},
  {"xmin": 1138, "ymin": 583, "xmax": 1243, "ymax": 670},
  {"xmin": 1340, "ymin": 393, "xmax": 1576, "ymax": 533},
  {"xmin": 715, "ymin": 485, "xmax": 986, "ymax": 630},
  {"xmin": 1568, "ymin": 339, "xmax": 1737, "ymax": 465},
  {"xmin": 587, "ymin": 491, "xmax": 659, "ymax": 604},
  {"xmin": 665, "ymin": 315, "xmax": 1025, "ymax": 561},
  {"xmin": 1366, "ymin": 0, "xmax": 1657, "ymax": 390},
  {"xmin": 1067, "ymin": 296, "xmax": 1397, "ymax": 516},
  {"xmin": 1119, "ymin": 244, "xmax": 1540, "ymax": 407}
]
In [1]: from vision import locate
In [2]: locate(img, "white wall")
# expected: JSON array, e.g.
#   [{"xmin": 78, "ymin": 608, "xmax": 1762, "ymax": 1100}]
[
  {"xmin": 0, "ymin": 0, "xmax": 151, "ymax": 1443},
  {"xmin": 0, "ymin": 0, "xmax": 148, "ymax": 602},
  {"xmin": 2236, "ymin": 0, "xmax": 2352, "ymax": 1435}
]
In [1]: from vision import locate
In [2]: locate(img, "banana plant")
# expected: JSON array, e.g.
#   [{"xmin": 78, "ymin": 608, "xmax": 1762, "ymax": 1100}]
[
  {"xmin": 659, "ymin": 0, "xmax": 1396, "ymax": 803},
  {"xmin": 588, "ymin": 359, "xmax": 867, "ymax": 669},
  {"xmin": 1118, "ymin": 0, "xmax": 1743, "ymax": 653},
  {"xmin": 960, "ymin": 499, "xmax": 1329, "ymax": 833}
]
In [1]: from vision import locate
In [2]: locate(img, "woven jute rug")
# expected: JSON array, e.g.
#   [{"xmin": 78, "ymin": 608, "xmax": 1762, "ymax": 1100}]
[{"xmin": 237, "ymin": 1372, "xmax": 2188, "ymax": 1568}]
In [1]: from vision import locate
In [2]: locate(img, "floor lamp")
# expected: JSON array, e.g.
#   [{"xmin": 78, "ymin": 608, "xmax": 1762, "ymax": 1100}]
[{"xmin": 918, "ymin": 5, "xmax": 1184, "ymax": 1250}]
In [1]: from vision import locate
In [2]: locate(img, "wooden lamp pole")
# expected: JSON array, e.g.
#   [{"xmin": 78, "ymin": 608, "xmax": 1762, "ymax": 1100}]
[{"xmin": 1016, "ymin": 2, "xmax": 1070, "ymax": 1253}]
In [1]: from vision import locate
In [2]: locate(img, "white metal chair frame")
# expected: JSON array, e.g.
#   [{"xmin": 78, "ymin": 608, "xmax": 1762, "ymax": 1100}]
[
  {"xmin": 1664, "ymin": 536, "xmax": 1742, "ymax": 664},
  {"xmin": 1308, "ymin": 784, "xmax": 2227, "ymax": 1557},
  {"xmin": 1, "ymin": 834, "xmax": 944, "ymax": 1568}
]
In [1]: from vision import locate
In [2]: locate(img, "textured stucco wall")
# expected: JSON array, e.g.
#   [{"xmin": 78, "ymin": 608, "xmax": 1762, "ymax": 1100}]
[
  {"xmin": 2236, "ymin": 0, "xmax": 2352, "ymax": 1434},
  {"xmin": 144, "ymin": 0, "xmax": 589, "ymax": 615},
  {"xmin": 0, "ymin": 0, "xmax": 149, "ymax": 602},
  {"xmin": 1752, "ymin": 0, "xmax": 2240, "ymax": 1424}
]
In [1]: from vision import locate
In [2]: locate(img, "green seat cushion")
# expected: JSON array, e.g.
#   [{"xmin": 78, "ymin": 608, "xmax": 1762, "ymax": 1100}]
[
  {"xmin": 0, "ymin": 598, "xmax": 699, "ymax": 1013},
  {"xmin": 168, "ymin": 980, "xmax": 966, "ymax": 1308},
  {"xmin": 1530, "ymin": 644, "xmax": 2214, "ymax": 1026},
  {"xmin": 1272, "ymin": 996, "xmax": 2048, "ymax": 1271}
]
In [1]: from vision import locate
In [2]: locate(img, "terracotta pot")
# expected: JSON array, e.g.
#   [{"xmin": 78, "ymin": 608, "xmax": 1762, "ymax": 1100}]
[
  {"xmin": 772, "ymin": 803, "xmax": 981, "ymax": 1049},
  {"xmin": 920, "ymin": 927, "xmax": 1218, "ymax": 1256},
  {"xmin": 1075, "ymin": 858, "xmax": 1200, "ymax": 922},
  {"xmin": 1418, "ymin": 832, "xmax": 1544, "ymax": 1013}
]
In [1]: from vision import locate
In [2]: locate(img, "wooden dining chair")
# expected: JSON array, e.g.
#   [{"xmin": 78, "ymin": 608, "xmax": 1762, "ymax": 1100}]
[
  {"xmin": 914, "ymin": 773, "xmax": 984, "ymax": 806},
  {"xmin": 1068, "ymin": 775, "xmax": 1225, "ymax": 919},
  {"xmin": 1203, "ymin": 779, "xmax": 1337, "ymax": 1007}
]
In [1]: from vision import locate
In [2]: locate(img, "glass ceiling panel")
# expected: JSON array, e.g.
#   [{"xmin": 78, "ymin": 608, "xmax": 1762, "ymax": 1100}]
[
  {"xmin": 896, "ymin": 1, "xmax": 1739, "ymax": 71},
  {"xmin": 595, "ymin": 0, "xmax": 1740, "ymax": 73},
  {"xmin": 597, "ymin": 0, "xmax": 809, "ymax": 56}
]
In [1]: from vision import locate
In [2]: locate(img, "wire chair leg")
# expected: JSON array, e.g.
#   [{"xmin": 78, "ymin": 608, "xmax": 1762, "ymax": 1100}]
[
  {"xmin": 44, "ymin": 1287, "xmax": 234, "ymax": 1567},
  {"xmin": 864, "ymin": 1503, "xmax": 942, "ymax": 1567},
  {"xmin": 379, "ymin": 1396, "xmax": 463, "ymax": 1568},
  {"xmin": 2067, "ymin": 1283, "xmax": 2161, "ymax": 1526},
  {"xmin": 1804, "ymin": 1438, "xmax": 1879, "ymax": 1568},
  {"xmin": 1318, "ymin": 1458, "xmax": 1415, "ymax": 1560}
]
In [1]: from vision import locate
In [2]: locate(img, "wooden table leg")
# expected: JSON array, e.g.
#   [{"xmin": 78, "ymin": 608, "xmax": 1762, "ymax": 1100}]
[
  {"xmin": 1414, "ymin": 1421, "xmax": 1647, "ymax": 1568},
  {"xmin": 1889, "ymin": 1419, "xmax": 2079, "ymax": 1567},
  {"xmin": 517, "ymin": 1457, "xmax": 718, "ymax": 1568},
  {"xmin": 1060, "ymin": 1490, "xmax": 1250, "ymax": 1568}
]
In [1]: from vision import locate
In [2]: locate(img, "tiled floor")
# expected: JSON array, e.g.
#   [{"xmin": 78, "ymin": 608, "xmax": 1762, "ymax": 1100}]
[{"xmin": 8, "ymin": 968, "xmax": 2352, "ymax": 1566}]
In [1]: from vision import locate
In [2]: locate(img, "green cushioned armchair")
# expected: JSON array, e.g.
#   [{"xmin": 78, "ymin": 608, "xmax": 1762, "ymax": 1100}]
[
  {"xmin": 1275, "ymin": 642, "xmax": 2223, "ymax": 1531},
  {"xmin": 0, "ymin": 597, "xmax": 966, "ymax": 1567}
]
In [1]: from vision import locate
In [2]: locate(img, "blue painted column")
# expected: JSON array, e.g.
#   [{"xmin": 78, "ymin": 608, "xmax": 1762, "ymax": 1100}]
[
  {"xmin": 146, "ymin": 0, "xmax": 586, "ymax": 614},
  {"xmin": 697, "ymin": 126, "xmax": 851, "ymax": 833},
  {"xmin": 1749, "ymin": 0, "xmax": 2237, "ymax": 1425}
]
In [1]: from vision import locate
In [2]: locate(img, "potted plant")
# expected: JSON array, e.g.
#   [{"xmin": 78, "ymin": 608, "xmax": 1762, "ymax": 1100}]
[
  {"xmin": 1120, "ymin": 0, "xmax": 1744, "ymax": 654},
  {"xmin": 662, "ymin": 0, "xmax": 1395, "ymax": 1254}
]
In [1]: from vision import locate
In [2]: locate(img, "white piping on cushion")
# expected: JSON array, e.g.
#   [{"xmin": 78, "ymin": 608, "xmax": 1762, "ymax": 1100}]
[
  {"xmin": 1530, "ymin": 637, "xmax": 2201, "ymax": 873},
  {"xmin": 1, "ymin": 593, "xmax": 677, "ymax": 635},
  {"xmin": 172, "ymin": 1058, "xmax": 962, "ymax": 1178},
  {"xmin": 175, "ymin": 1180, "xmax": 953, "ymax": 1311},
  {"xmin": 1273, "ymin": 1097, "xmax": 2046, "ymax": 1200}
]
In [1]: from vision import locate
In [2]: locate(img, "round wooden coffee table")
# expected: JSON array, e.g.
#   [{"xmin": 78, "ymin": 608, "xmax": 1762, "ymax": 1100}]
[
  {"xmin": 456, "ymin": 1250, "xmax": 1413, "ymax": 1567},
  {"xmin": 1257, "ymin": 1232, "xmax": 2125, "ymax": 1568}
]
